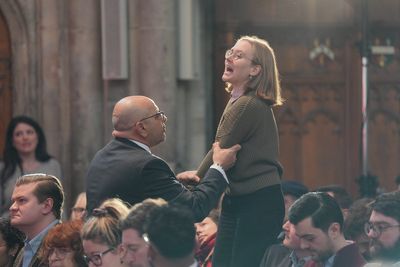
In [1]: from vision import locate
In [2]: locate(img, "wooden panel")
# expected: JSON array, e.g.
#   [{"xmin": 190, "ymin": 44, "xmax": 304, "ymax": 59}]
[
  {"xmin": 213, "ymin": 0, "xmax": 400, "ymax": 196},
  {"xmin": 0, "ymin": 10, "xmax": 12, "ymax": 155}
]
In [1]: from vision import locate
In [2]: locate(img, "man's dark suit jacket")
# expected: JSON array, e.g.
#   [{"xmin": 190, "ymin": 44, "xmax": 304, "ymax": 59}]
[{"xmin": 86, "ymin": 138, "xmax": 228, "ymax": 221}]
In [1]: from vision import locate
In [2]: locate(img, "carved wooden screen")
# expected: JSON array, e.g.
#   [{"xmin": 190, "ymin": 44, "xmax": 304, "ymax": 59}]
[
  {"xmin": 212, "ymin": 0, "xmax": 400, "ymax": 195},
  {"xmin": 0, "ymin": 10, "xmax": 12, "ymax": 155}
]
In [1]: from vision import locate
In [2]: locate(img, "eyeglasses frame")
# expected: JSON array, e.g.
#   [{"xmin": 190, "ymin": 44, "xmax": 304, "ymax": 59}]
[
  {"xmin": 83, "ymin": 247, "xmax": 114, "ymax": 266},
  {"xmin": 225, "ymin": 49, "xmax": 258, "ymax": 65},
  {"xmin": 139, "ymin": 111, "xmax": 166, "ymax": 122},
  {"xmin": 364, "ymin": 221, "xmax": 400, "ymax": 237}
]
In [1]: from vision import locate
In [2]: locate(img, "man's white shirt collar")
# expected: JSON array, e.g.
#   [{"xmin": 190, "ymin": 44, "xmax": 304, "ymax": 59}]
[{"xmin": 129, "ymin": 139, "xmax": 151, "ymax": 153}]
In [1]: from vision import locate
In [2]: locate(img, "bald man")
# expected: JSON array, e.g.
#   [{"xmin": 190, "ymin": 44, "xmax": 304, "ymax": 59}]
[{"xmin": 86, "ymin": 96, "xmax": 241, "ymax": 221}]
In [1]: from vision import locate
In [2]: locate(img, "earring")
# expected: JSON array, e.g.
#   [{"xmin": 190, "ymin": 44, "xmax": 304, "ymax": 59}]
[
  {"xmin": 249, "ymin": 75, "xmax": 254, "ymax": 80},
  {"xmin": 120, "ymin": 258, "xmax": 124, "ymax": 264}
]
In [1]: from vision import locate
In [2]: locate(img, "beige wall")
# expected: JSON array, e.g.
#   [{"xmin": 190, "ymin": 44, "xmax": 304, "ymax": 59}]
[{"xmin": 0, "ymin": 0, "xmax": 214, "ymax": 209}]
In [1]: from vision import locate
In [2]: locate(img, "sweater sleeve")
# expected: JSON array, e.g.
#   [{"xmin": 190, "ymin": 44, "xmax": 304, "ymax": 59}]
[{"xmin": 196, "ymin": 96, "xmax": 265, "ymax": 178}]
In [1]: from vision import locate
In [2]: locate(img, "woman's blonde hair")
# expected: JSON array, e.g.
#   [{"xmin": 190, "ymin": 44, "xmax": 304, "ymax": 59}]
[
  {"xmin": 225, "ymin": 35, "xmax": 283, "ymax": 106},
  {"xmin": 81, "ymin": 198, "xmax": 129, "ymax": 248}
]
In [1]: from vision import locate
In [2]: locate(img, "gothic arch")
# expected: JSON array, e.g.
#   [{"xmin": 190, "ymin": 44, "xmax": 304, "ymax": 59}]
[{"xmin": 0, "ymin": 0, "xmax": 38, "ymax": 116}]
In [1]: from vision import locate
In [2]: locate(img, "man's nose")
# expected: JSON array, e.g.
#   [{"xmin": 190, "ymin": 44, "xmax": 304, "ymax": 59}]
[{"xmin": 300, "ymin": 240, "xmax": 309, "ymax": 250}]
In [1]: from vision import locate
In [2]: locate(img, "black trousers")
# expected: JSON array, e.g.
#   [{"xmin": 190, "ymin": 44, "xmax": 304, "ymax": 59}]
[{"xmin": 212, "ymin": 184, "xmax": 284, "ymax": 267}]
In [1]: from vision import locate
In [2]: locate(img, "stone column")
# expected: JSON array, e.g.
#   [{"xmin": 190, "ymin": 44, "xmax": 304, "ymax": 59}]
[
  {"xmin": 68, "ymin": 0, "xmax": 102, "ymax": 195},
  {"xmin": 131, "ymin": 0, "xmax": 178, "ymax": 165}
]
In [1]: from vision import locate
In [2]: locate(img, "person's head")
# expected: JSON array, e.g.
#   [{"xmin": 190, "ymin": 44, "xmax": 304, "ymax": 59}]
[
  {"xmin": 111, "ymin": 96, "xmax": 167, "ymax": 148},
  {"xmin": 9, "ymin": 174, "xmax": 64, "ymax": 239},
  {"xmin": 195, "ymin": 209, "xmax": 219, "ymax": 246},
  {"xmin": 40, "ymin": 220, "xmax": 87, "ymax": 267},
  {"xmin": 281, "ymin": 220, "xmax": 302, "ymax": 250},
  {"xmin": 70, "ymin": 192, "xmax": 87, "ymax": 221},
  {"xmin": 1, "ymin": 116, "xmax": 51, "ymax": 181},
  {"xmin": 395, "ymin": 176, "xmax": 400, "ymax": 191},
  {"xmin": 144, "ymin": 204, "xmax": 196, "ymax": 267},
  {"xmin": 119, "ymin": 198, "xmax": 167, "ymax": 267},
  {"xmin": 288, "ymin": 192, "xmax": 345, "ymax": 262},
  {"xmin": 223, "ymin": 35, "xmax": 282, "ymax": 106},
  {"xmin": 365, "ymin": 191, "xmax": 400, "ymax": 262},
  {"xmin": 315, "ymin": 185, "xmax": 352, "ymax": 219},
  {"xmin": 0, "ymin": 218, "xmax": 24, "ymax": 267},
  {"xmin": 282, "ymin": 180, "xmax": 309, "ymax": 221},
  {"xmin": 344, "ymin": 198, "xmax": 373, "ymax": 261},
  {"xmin": 82, "ymin": 198, "xmax": 129, "ymax": 267}
]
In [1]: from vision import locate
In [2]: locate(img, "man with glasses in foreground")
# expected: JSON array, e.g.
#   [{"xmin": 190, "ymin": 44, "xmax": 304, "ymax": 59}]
[
  {"xmin": 86, "ymin": 95, "xmax": 241, "ymax": 222},
  {"xmin": 365, "ymin": 191, "xmax": 400, "ymax": 266}
]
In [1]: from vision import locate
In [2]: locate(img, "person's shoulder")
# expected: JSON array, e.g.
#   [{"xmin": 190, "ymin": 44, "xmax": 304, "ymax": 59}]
[{"xmin": 235, "ymin": 92, "xmax": 269, "ymax": 110}]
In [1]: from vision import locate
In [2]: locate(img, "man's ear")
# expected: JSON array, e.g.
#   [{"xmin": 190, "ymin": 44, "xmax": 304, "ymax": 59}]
[
  {"xmin": 147, "ymin": 245, "xmax": 156, "ymax": 262},
  {"xmin": 328, "ymin": 222, "xmax": 341, "ymax": 239},
  {"xmin": 250, "ymin": 64, "xmax": 261, "ymax": 76},
  {"xmin": 134, "ymin": 122, "xmax": 148, "ymax": 138},
  {"xmin": 41, "ymin": 198, "xmax": 54, "ymax": 215}
]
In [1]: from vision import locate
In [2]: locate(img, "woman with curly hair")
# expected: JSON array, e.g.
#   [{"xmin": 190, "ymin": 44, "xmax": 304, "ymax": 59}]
[{"xmin": 40, "ymin": 220, "xmax": 86, "ymax": 267}]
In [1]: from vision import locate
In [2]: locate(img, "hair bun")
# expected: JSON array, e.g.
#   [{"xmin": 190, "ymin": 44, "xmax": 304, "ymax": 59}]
[{"xmin": 92, "ymin": 208, "xmax": 108, "ymax": 217}]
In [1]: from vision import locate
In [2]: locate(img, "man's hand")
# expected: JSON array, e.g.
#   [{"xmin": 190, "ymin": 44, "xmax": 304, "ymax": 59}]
[
  {"xmin": 177, "ymin": 171, "xmax": 200, "ymax": 185},
  {"xmin": 212, "ymin": 142, "xmax": 241, "ymax": 171}
]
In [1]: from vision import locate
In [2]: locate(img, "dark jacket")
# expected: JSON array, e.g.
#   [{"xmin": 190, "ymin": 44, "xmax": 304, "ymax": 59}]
[{"xmin": 86, "ymin": 138, "xmax": 228, "ymax": 221}]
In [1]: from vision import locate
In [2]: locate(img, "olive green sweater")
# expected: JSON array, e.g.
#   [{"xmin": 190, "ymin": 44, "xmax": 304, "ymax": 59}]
[{"xmin": 197, "ymin": 92, "xmax": 283, "ymax": 195}]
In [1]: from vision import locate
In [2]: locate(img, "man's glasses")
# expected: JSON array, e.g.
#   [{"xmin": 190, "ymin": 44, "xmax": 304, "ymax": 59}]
[
  {"xmin": 225, "ymin": 49, "xmax": 257, "ymax": 64},
  {"xmin": 364, "ymin": 222, "xmax": 400, "ymax": 236},
  {"xmin": 83, "ymin": 247, "xmax": 114, "ymax": 266},
  {"xmin": 139, "ymin": 111, "xmax": 167, "ymax": 122}
]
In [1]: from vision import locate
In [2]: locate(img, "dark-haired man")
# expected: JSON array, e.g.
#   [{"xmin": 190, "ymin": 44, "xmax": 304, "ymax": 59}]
[
  {"xmin": 143, "ymin": 203, "xmax": 197, "ymax": 267},
  {"xmin": 288, "ymin": 192, "xmax": 365, "ymax": 267},
  {"xmin": 119, "ymin": 198, "xmax": 167, "ymax": 267},
  {"xmin": 10, "ymin": 173, "xmax": 64, "ymax": 267},
  {"xmin": 365, "ymin": 191, "xmax": 400, "ymax": 266}
]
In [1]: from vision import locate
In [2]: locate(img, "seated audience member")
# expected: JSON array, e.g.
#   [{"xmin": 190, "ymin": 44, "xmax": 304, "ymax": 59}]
[
  {"xmin": 143, "ymin": 203, "xmax": 197, "ymax": 267},
  {"xmin": 260, "ymin": 220, "xmax": 318, "ymax": 267},
  {"xmin": 282, "ymin": 180, "xmax": 309, "ymax": 221},
  {"xmin": 315, "ymin": 185, "xmax": 352, "ymax": 219},
  {"xmin": 195, "ymin": 209, "xmax": 220, "ymax": 267},
  {"xmin": 119, "ymin": 198, "xmax": 167, "ymax": 267},
  {"xmin": 40, "ymin": 220, "xmax": 87, "ymax": 267},
  {"xmin": 70, "ymin": 192, "xmax": 87, "ymax": 221},
  {"xmin": 10, "ymin": 174, "xmax": 64, "ymax": 267},
  {"xmin": 364, "ymin": 191, "xmax": 400, "ymax": 266},
  {"xmin": 344, "ymin": 198, "xmax": 373, "ymax": 261},
  {"xmin": 0, "ymin": 116, "xmax": 62, "ymax": 216},
  {"xmin": 82, "ymin": 198, "xmax": 129, "ymax": 267},
  {"xmin": 0, "ymin": 218, "xmax": 24, "ymax": 267},
  {"xmin": 288, "ymin": 192, "xmax": 366, "ymax": 267}
]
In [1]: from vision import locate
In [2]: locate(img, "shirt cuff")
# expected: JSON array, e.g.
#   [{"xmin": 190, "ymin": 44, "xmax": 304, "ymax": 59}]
[{"xmin": 210, "ymin": 164, "xmax": 229, "ymax": 184}]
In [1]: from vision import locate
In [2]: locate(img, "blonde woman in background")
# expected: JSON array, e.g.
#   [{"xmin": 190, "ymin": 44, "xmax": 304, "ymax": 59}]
[{"xmin": 81, "ymin": 198, "xmax": 129, "ymax": 267}]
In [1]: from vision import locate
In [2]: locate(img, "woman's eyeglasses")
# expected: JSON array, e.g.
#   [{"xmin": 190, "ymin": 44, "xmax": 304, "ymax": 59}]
[
  {"xmin": 83, "ymin": 248, "xmax": 114, "ymax": 266},
  {"xmin": 225, "ymin": 49, "xmax": 257, "ymax": 64}
]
